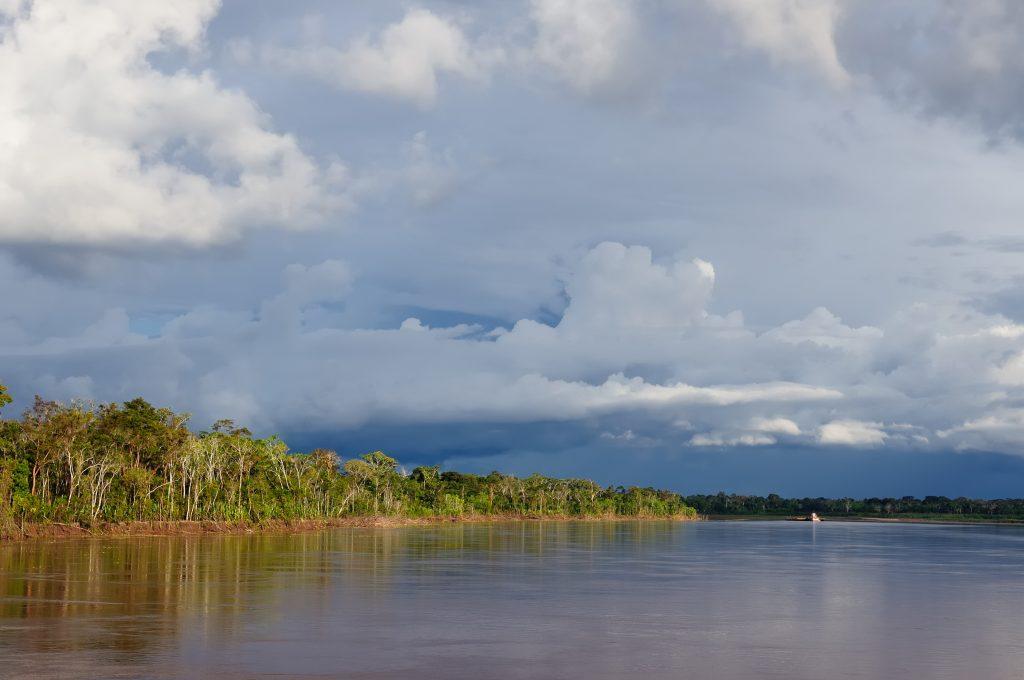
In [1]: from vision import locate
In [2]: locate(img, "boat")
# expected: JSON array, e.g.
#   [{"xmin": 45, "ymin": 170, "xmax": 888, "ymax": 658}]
[{"xmin": 788, "ymin": 512, "xmax": 822, "ymax": 522}]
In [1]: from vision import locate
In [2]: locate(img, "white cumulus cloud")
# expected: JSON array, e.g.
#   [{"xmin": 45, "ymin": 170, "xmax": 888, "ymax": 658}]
[
  {"xmin": 263, "ymin": 8, "xmax": 498, "ymax": 109},
  {"xmin": 765, "ymin": 307, "xmax": 882, "ymax": 351},
  {"xmin": 711, "ymin": 0, "xmax": 849, "ymax": 85},
  {"xmin": 750, "ymin": 417, "xmax": 801, "ymax": 435},
  {"xmin": 0, "ymin": 0, "xmax": 349, "ymax": 248},
  {"xmin": 558, "ymin": 242, "xmax": 715, "ymax": 335},
  {"xmin": 691, "ymin": 432, "xmax": 777, "ymax": 447},
  {"xmin": 818, "ymin": 420, "xmax": 887, "ymax": 446},
  {"xmin": 529, "ymin": 0, "xmax": 641, "ymax": 96}
]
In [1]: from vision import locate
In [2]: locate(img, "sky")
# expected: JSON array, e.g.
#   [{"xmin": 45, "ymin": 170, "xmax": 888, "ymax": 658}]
[{"xmin": 4, "ymin": 0, "xmax": 1024, "ymax": 497}]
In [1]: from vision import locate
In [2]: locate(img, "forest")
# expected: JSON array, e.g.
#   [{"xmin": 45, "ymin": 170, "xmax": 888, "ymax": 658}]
[
  {"xmin": 685, "ymin": 492, "xmax": 1024, "ymax": 520},
  {"xmin": 0, "ymin": 384, "xmax": 696, "ymax": 537}
]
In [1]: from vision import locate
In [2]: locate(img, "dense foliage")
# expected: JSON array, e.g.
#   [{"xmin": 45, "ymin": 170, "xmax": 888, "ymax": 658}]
[
  {"xmin": 685, "ymin": 492, "xmax": 1024, "ymax": 519},
  {"xmin": 0, "ymin": 386, "xmax": 696, "ymax": 535}
]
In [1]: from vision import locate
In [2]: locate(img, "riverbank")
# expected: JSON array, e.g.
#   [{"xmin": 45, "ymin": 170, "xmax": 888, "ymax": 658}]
[
  {"xmin": 842, "ymin": 515, "xmax": 1024, "ymax": 526},
  {"xmin": 1, "ymin": 513, "xmax": 700, "ymax": 542},
  {"xmin": 706, "ymin": 514, "xmax": 1024, "ymax": 526}
]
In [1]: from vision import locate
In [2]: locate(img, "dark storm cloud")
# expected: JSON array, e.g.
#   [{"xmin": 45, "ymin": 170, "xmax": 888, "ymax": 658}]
[{"xmin": 836, "ymin": 0, "xmax": 1024, "ymax": 141}]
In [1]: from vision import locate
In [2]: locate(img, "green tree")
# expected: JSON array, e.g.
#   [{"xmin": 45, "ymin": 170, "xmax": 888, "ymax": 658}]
[{"xmin": 0, "ymin": 387, "xmax": 700, "ymax": 534}]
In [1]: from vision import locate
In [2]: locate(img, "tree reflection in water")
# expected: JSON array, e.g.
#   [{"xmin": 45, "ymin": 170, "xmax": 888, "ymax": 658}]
[{"xmin": 0, "ymin": 521, "xmax": 684, "ymax": 676}]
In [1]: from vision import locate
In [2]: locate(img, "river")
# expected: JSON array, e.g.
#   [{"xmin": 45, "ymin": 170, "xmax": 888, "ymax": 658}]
[{"xmin": 1, "ymin": 520, "xmax": 1022, "ymax": 678}]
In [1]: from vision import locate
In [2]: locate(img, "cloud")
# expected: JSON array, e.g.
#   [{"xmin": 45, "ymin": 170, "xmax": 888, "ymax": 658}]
[
  {"xmin": 818, "ymin": 419, "xmax": 887, "ymax": 446},
  {"xmin": 246, "ymin": 1, "xmax": 1024, "ymax": 145},
  {"xmin": 12, "ymin": 238, "xmax": 1024, "ymax": 458},
  {"xmin": 258, "ymin": 1, "xmax": 651, "ymax": 104},
  {"xmin": 0, "ymin": 0, "xmax": 349, "ymax": 249},
  {"xmin": 11, "ymin": 1, "xmax": 1024, "ymax": 497},
  {"xmin": 262, "ymin": 8, "xmax": 497, "ymax": 108},
  {"xmin": 764, "ymin": 307, "xmax": 882, "ymax": 351},
  {"xmin": 750, "ymin": 417, "xmax": 801, "ymax": 435},
  {"xmin": 714, "ymin": 1, "xmax": 1024, "ymax": 141},
  {"xmin": 688, "ymin": 415, "xmax": 801, "ymax": 448},
  {"xmin": 399, "ymin": 131, "xmax": 462, "ymax": 208},
  {"xmin": 712, "ymin": 0, "xmax": 849, "ymax": 85},
  {"xmin": 2, "ymin": 242, "xmax": 842, "ymax": 435},
  {"xmin": 23, "ymin": 308, "xmax": 146, "ymax": 356},
  {"xmin": 354, "ymin": 372, "xmax": 836, "ymax": 425},
  {"xmin": 529, "ymin": 0, "xmax": 642, "ymax": 97},
  {"xmin": 557, "ymin": 242, "xmax": 715, "ymax": 335},
  {"xmin": 912, "ymin": 231, "xmax": 969, "ymax": 249},
  {"xmin": 939, "ymin": 410, "xmax": 1024, "ymax": 454},
  {"xmin": 258, "ymin": 259, "xmax": 354, "ymax": 331},
  {"xmin": 690, "ymin": 432, "xmax": 776, "ymax": 447},
  {"xmin": 836, "ymin": 0, "xmax": 1024, "ymax": 140}
]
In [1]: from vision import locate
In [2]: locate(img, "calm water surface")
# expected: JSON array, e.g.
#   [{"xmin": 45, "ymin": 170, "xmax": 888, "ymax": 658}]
[{"xmin": 1, "ymin": 520, "xmax": 1023, "ymax": 679}]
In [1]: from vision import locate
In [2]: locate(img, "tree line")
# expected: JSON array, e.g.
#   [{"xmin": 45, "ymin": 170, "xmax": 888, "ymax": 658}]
[
  {"xmin": 0, "ymin": 385, "xmax": 696, "ymax": 536},
  {"xmin": 684, "ymin": 492, "xmax": 1024, "ymax": 519}
]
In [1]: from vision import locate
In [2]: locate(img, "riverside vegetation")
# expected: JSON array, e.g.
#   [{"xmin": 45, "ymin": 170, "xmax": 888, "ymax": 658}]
[
  {"xmin": 685, "ymin": 492, "xmax": 1024, "ymax": 522},
  {"xmin": 0, "ymin": 385, "xmax": 696, "ymax": 539}
]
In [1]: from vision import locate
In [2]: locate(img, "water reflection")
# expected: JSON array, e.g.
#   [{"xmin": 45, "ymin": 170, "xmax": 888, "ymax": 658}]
[
  {"xmin": 1, "ymin": 521, "xmax": 1023, "ymax": 679},
  {"xmin": 0, "ymin": 523, "xmax": 685, "ymax": 670}
]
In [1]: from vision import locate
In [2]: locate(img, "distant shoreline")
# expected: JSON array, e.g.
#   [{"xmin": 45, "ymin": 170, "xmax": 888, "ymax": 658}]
[
  {"xmin": 706, "ymin": 514, "xmax": 1024, "ymax": 526},
  {"xmin": 2, "ymin": 514, "xmax": 700, "ymax": 542}
]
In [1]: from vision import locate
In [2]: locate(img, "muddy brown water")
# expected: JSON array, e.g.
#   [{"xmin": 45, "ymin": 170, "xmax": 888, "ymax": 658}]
[{"xmin": 1, "ymin": 520, "xmax": 1022, "ymax": 679}]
